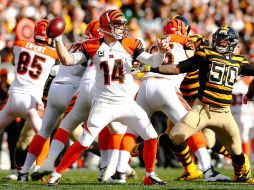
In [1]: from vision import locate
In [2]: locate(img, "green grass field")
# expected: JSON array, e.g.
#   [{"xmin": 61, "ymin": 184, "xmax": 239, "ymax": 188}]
[{"xmin": 0, "ymin": 168, "xmax": 254, "ymax": 190}]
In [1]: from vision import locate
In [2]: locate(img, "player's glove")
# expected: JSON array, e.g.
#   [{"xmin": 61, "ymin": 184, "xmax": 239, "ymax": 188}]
[
  {"xmin": 139, "ymin": 64, "xmax": 151, "ymax": 72},
  {"xmin": 54, "ymin": 35, "xmax": 63, "ymax": 42}
]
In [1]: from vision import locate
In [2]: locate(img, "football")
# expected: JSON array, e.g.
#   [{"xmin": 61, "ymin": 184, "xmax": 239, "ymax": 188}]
[{"xmin": 46, "ymin": 17, "xmax": 66, "ymax": 38}]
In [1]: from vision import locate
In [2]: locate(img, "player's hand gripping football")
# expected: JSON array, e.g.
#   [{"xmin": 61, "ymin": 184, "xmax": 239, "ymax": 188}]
[{"xmin": 46, "ymin": 17, "xmax": 66, "ymax": 42}]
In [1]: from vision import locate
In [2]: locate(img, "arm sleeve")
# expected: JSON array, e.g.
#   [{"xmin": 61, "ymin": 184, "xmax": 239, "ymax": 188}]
[
  {"xmin": 239, "ymin": 64, "xmax": 254, "ymax": 76},
  {"xmin": 177, "ymin": 55, "xmax": 201, "ymax": 73},
  {"xmin": 136, "ymin": 52, "xmax": 164, "ymax": 68},
  {"xmin": 70, "ymin": 52, "xmax": 88, "ymax": 65}
]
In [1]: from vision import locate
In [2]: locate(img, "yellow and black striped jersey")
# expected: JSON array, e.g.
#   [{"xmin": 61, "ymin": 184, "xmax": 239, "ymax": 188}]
[
  {"xmin": 180, "ymin": 34, "xmax": 208, "ymax": 100},
  {"xmin": 178, "ymin": 46, "xmax": 253, "ymax": 107}
]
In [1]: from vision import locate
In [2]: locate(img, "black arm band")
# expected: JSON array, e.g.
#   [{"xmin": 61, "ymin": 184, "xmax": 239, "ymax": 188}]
[
  {"xmin": 150, "ymin": 67, "xmax": 160, "ymax": 73},
  {"xmin": 133, "ymin": 48, "xmax": 145, "ymax": 60}
]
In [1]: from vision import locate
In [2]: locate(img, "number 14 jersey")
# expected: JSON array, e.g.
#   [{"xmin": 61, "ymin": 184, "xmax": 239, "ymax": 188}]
[
  {"xmin": 82, "ymin": 38, "xmax": 144, "ymax": 104},
  {"xmin": 9, "ymin": 40, "xmax": 58, "ymax": 104}
]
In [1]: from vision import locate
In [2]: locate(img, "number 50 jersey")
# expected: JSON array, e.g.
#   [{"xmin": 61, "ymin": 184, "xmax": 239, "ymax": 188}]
[
  {"xmin": 178, "ymin": 46, "xmax": 251, "ymax": 107},
  {"xmin": 9, "ymin": 40, "xmax": 58, "ymax": 104}
]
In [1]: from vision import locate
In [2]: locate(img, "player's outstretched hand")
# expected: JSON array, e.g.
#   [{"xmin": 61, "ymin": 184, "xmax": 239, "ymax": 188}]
[{"xmin": 157, "ymin": 37, "xmax": 171, "ymax": 53}]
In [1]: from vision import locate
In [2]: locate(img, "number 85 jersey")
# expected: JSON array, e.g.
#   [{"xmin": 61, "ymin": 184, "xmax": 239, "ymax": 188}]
[
  {"xmin": 9, "ymin": 40, "xmax": 57, "ymax": 104},
  {"xmin": 82, "ymin": 38, "xmax": 144, "ymax": 104}
]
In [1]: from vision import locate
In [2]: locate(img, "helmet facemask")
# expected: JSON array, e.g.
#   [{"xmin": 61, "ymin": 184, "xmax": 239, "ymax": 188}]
[
  {"xmin": 214, "ymin": 34, "xmax": 230, "ymax": 53},
  {"xmin": 212, "ymin": 27, "xmax": 239, "ymax": 54},
  {"xmin": 110, "ymin": 19, "xmax": 128, "ymax": 40}
]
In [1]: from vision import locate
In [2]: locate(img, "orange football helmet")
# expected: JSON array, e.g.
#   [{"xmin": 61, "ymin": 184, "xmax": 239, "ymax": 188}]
[
  {"xmin": 85, "ymin": 20, "xmax": 100, "ymax": 39},
  {"xmin": 34, "ymin": 19, "xmax": 49, "ymax": 42},
  {"xmin": 99, "ymin": 9, "xmax": 128, "ymax": 40},
  {"xmin": 173, "ymin": 15, "xmax": 191, "ymax": 35},
  {"xmin": 163, "ymin": 18, "xmax": 187, "ymax": 36}
]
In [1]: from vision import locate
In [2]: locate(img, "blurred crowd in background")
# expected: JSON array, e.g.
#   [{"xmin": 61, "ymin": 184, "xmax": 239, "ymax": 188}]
[
  {"xmin": 0, "ymin": 0, "xmax": 254, "ymax": 67},
  {"xmin": 0, "ymin": 0, "xmax": 254, "ymax": 169}
]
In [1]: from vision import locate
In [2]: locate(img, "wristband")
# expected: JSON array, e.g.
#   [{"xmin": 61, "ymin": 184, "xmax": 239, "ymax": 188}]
[{"xmin": 150, "ymin": 67, "xmax": 160, "ymax": 73}]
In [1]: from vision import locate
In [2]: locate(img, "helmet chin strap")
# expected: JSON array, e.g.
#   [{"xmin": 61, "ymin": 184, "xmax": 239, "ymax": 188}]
[{"xmin": 99, "ymin": 27, "xmax": 125, "ymax": 40}]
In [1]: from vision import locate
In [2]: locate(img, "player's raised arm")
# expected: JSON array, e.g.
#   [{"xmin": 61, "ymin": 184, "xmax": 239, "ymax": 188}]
[
  {"xmin": 47, "ymin": 17, "xmax": 87, "ymax": 65},
  {"xmin": 141, "ymin": 53, "xmax": 200, "ymax": 75}
]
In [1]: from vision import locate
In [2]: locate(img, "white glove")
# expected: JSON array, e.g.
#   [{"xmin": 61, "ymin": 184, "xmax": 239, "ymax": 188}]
[{"xmin": 54, "ymin": 35, "xmax": 63, "ymax": 42}]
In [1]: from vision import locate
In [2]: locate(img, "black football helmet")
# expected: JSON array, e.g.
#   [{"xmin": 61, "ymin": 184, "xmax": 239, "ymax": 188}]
[
  {"xmin": 212, "ymin": 26, "xmax": 238, "ymax": 54},
  {"xmin": 173, "ymin": 15, "xmax": 191, "ymax": 35}
]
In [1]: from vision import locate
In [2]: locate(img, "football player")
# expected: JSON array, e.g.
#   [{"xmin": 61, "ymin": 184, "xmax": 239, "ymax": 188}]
[
  {"xmin": 47, "ymin": 9, "xmax": 168, "ymax": 186},
  {"xmin": 18, "ymin": 20, "xmax": 99, "ymax": 181},
  {"xmin": 131, "ymin": 18, "xmax": 229, "ymax": 182},
  {"xmin": 0, "ymin": 19, "xmax": 57, "ymax": 133},
  {"xmin": 146, "ymin": 26, "xmax": 254, "ymax": 183},
  {"xmin": 0, "ymin": 20, "xmax": 59, "ymax": 181},
  {"xmin": 177, "ymin": 17, "xmax": 231, "ymax": 162},
  {"xmin": 32, "ymin": 20, "xmax": 135, "ymax": 183}
]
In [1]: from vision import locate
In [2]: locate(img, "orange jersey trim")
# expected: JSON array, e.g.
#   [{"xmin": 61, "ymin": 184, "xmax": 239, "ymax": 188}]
[
  {"xmin": 121, "ymin": 37, "xmax": 143, "ymax": 56},
  {"xmin": 82, "ymin": 39, "xmax": 101, "ymax": 58}
]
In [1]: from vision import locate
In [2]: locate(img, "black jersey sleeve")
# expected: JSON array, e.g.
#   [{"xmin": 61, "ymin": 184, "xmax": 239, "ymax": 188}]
[
  {"xmin": 239, "ymin": 63, "xmax": 254, "ymax": 76},
  {"xmin": 177, "ymin": 54, "xmax": 202, "ymax": 73}
]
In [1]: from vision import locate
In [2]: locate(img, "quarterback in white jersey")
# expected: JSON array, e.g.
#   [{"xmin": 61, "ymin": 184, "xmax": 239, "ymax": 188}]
[
  {"xmin": 47, "ymin": 9, "xmax": 168, "ymax": 186},
  {"xmin": 105, "ymin": 19, "xmax": 193, "ymax": 183},
  {"xmin": 18, "ymin": 21, "xmax": 100, "ymax": 181},
  {"xmin": 0, "ymin": 20, "xmax": 57, "ymax": 134}
]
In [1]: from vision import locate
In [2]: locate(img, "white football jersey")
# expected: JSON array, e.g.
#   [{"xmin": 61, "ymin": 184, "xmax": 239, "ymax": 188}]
[
  {"xmin": 81, "ymin": 38, "xmax": 146, "ymax": 104},
  {"xmin": 9, "ymin": 40, "xmax": 57, "ymax": 104},
  {"xmin": 79, "ymin": 61, "xmax": 96, "ymax": 85},
  {"xmin": 93, "ymin": 42, "xmax": 136, "ymax": 103},
  {"xmin": 52, "ymin": 64, "xmax": 85, "ymax": 87},
  {"xmin": 144, "ymin": 42, "xmax": 187, "ymax": 88}
]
